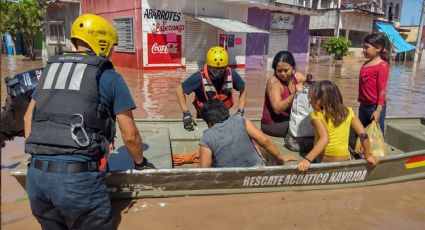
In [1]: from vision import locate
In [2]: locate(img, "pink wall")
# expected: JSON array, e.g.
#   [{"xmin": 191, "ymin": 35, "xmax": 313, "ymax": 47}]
[{"xmin": 82, "ymin": 0, "xmax": 143, "ymax": 69}]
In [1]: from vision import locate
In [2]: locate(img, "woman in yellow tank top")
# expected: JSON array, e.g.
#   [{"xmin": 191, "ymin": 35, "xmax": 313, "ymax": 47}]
[{"xmin": 297, "ymin": 80, "xmax": 379, "ymax": 172}]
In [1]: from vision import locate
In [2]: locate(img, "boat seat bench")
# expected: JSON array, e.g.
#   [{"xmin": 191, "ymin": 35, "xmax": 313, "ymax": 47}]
[
  {"xmin": 386, "ymin": 120, "xmax": 425, "ymax": 153},
  {"xmin": 108, "ymin": 123, "xmax": 173, "ymax": 170}
]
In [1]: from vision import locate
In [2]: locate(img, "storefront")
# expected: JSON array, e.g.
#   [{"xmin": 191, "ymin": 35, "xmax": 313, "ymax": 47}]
[
  {"xmin": 184, "ymin": 16, "xmax": 218, "ymax": 69},
  {"xmin": 184, "ymin": 15, "xmax": 266, "ymax": 69},
  {"xmin": 267, "ymin": 13, "xmax": 294, "ymax": 70},
  {"xmin": 141, "ymin": 0, "xmax": 268, "ymax": 70},
  {"xmin": 246, "ymin": 7, "xmax": 311, "ymax": 71},
  {"xmin": 184, "ymin": 16, "xmax": 255, "ymax": 70},
  {"xmin": 82, "ymin": 0, "xmax": 312, "ymax": 70},
  {"xmin": 142, "ymin": 2, "xmax": 185, "ymax": 69}
]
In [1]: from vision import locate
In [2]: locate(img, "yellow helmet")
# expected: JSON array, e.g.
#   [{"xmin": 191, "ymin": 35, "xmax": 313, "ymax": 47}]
[
  {"xmin": 71, "ymin": 14, "xmax": 118, "ymax": 57},
  {"xmin": 206, "ymin": 46, "xmax": 228, "ymax": 67}
]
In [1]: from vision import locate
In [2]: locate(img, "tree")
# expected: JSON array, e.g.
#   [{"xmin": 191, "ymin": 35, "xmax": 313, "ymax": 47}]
[
  {"xmin": 0, "ymin": 0, "xmax": 46, "ymax": 60},
  {"xmin": 323, "ymin": 36, "xmax": 352, "ymax": 60},
  {"xmin": 0, "ymin": 1, "xmax": 6, "ymax": 35}
]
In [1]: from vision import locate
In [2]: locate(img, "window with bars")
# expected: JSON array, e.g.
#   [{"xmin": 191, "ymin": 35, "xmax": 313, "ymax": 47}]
[
  {"xmin": 114, "ymin": 17, "xmax": 135, "ymax": 52},
  {"xmin": 46, "ymin": 21, "xmax": 65, "ymax": 44},
  {"xmin": 297, "ymin": 0, "xmax": 313, "ymax": 8},
  {"xmin": 320, "ymin": 0, "xmax": 332, "ymax": 9},
  {"xmin": 394, "ymin": 3, "xmax": 399, "ymax": 20}
]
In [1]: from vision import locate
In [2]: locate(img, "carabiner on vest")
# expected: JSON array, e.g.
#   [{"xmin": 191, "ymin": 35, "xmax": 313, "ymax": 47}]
[{"xmin": 70, "ymin": 113, "xmax": 91, "ymax": 147}]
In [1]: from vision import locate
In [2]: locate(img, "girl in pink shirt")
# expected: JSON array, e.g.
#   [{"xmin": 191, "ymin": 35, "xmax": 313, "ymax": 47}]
[{"xmin": 358, "ymin": 32, "xmax": 390, "ymax": 133}]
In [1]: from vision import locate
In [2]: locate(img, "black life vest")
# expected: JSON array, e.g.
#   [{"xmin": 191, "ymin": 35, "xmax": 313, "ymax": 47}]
[{"xmin": 25, "ymin": 53, "xmax": 115, "ymax": 158}]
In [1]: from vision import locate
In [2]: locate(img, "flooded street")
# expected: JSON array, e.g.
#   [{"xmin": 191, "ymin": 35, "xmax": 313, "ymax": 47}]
[
  {"xmin": 1, "ymin": 55, "xmax": 425, "ymax": 229},
  {"xmin": 117, "ymin": 58, "xmax": 425, "ymax": 119},
  {"xmin": 0, "ymin": 56, "xmax": 44, "ymax": 102},
  {"xmin": 2, "ymin": 56, "xmax": 425, "ymax": 118}
]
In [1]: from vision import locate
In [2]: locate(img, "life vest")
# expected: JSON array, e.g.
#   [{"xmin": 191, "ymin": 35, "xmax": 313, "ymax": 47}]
[
  {"xmin": 193, "ymin": 64, "xmax": 234, "ymax": 114},
  {"xmin": 25, "ymin": 53, "xmax": 115, "ymax": 158}
]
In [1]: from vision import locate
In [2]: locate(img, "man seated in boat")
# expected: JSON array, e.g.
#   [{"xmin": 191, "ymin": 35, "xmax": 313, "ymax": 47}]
[{"xmin": 198, "ymin": 99, "xmax": 297, "ymax": 168}]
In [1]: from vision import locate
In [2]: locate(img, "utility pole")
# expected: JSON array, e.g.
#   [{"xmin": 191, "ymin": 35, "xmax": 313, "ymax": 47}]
[
  {"xmin": 336, "ymin": 0, "xmax": 341, "ymax": 37},
  {"xmin": 414, "ymin": 0, "xmax": 425, "ymax": 63}
]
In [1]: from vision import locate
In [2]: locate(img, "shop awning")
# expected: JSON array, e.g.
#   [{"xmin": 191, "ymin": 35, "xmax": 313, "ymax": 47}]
[
  {"xmin": 195, "ymin": 16, "xmax": 269, "ymax": 34},
  {"xmin": 374, "ymin": 21, "xmax": 416, "ymax": 53}
]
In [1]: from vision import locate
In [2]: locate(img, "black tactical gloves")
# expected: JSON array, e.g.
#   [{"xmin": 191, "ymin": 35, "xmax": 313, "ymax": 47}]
[
  {"xmin": 183, "ymin": 110, "xmax": 196, "ymax": 131},
  {"xmin": 134, "ymin": 157, "xmax": 156, "ymax": 170}
]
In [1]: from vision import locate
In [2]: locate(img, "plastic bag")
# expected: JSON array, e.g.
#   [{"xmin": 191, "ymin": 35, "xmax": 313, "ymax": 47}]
[
  {"xmin": 289, "ymin": 84, "xmax": 314, "ymax": 138},
  {"xmin": 355, "ymin": 121, "xmax": 386, "ymax": 157}
]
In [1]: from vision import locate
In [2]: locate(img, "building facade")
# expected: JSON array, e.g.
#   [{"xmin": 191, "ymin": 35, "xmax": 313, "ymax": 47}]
[
  {"xmin": 399, "ymin": 26, "xmax": 425, "ymax": 45},
  {"xmin": 82, "ymin": 0, "xmax": 319, "ymax": 70},
  {"xmin": 309, "ymin": 0, "xmax": 403, "ymax": 58},
  {"xmin": 399, "ymin": 25, "xmax": 425, "ymax": 60},
  {"xmin": 44, "ymin": 0, "xmax": 81, "ymax": 58},
  {"xmin": 381, "ymin": 0, "xmax": 403, "ymax": 26}
]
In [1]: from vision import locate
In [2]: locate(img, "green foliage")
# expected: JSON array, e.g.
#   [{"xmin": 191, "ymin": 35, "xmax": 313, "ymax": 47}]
[
  {"xmin": 0, "ymin": 1, "xmax": 6, "ymax": 34},
  {"xmin": 1, "ymin": 0, "xmax": 46, "ymax": 59},
  {"xmin": 323, "ymin": 36, "xmax": 352, "ymax": 59}
]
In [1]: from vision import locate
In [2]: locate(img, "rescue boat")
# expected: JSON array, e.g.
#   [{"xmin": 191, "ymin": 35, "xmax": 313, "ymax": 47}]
[{"xmin": 11, "ymin": 117, "xmax": 425, "ymax": 199}]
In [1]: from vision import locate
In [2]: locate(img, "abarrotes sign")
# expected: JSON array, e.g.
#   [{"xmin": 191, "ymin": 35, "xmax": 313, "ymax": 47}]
[{"xmin": 141, "ymin": 0, "xmax": 185, "ymax": 67}]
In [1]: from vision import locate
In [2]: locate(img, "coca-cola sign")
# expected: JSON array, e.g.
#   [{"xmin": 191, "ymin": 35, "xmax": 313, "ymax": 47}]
[
  {"xmin": 148, "ymin": 33, "xmax": 181, "ymax": 64},
  {"xmin": 151, "ymin": 42, "xmax": 178, "ymax": 54}
]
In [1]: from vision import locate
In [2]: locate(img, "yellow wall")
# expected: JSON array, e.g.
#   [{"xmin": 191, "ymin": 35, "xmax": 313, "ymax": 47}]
[{"xmin": 399, "ymin": 26, "xmax": 418, "ymax": 43}]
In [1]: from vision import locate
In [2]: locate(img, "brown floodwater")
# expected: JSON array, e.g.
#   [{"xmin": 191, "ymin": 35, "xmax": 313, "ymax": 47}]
[
  {"xmin": 0, "ymin": 55, "xmax": 44, "ymax": 102},
  {"xmin": 2, "ymin": 55, "xmax": 424, "ymax": 118},
  {"xmin": 1, "ymin": 55, "xmax": 425, "ymax": 229},
  {"xmin": 117, "ymin": 58, "xmax": 425, "ymax": 119}
]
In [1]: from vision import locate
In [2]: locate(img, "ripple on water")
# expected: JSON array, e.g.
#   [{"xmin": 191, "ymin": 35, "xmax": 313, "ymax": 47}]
[{"xmin": 114, "ymin": 60, "xmax": 425, "ymax": 119}]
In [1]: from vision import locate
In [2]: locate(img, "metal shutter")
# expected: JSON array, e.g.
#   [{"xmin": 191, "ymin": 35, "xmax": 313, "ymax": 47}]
[
  {"xmin": 185, "ymin": 20, "xmax": 218, "ymax": 70},
  {"xmin": 267, "ymin": 29, "xmax": 288, "ymax": 71}
]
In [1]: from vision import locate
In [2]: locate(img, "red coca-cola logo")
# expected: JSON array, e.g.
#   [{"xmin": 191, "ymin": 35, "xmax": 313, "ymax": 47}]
[
  {"xmin": 147, "ymin": 33, "xmax": 181, "ymax": 64},
  {"xmin": 151, "ymin": 42, "xmax": 178, "ymax": 54}
]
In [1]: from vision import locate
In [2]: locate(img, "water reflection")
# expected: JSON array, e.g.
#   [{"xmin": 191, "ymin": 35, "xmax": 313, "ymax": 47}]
[
  {"xmin": 112, "ymin": 179, "xmax": 425, "ymax": 229},
  {"xmin": 1, "ymin": 56, "xmax": 43, "ymax": 100},
  {"xmin": 1, "ymin": 55, "xmax": 425, "ymax": 229},
  {"xmin": 1, "ymin": 56, "xmax": 424, "ymax": 118},
  {"xmin": 116, "ymin": 59, "xmax": 425, "ymax": 119}
]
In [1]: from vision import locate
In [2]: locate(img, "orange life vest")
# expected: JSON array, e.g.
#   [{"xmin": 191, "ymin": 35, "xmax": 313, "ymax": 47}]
[{"xmin": 193, "ymin": 64, "xmax": 234, "ymax": 114}]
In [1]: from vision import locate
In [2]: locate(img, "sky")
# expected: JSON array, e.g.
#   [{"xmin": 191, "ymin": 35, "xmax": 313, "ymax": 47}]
[{"xmin": 400, "ymin": 0, "xmax": 424, "ymax": 26}]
